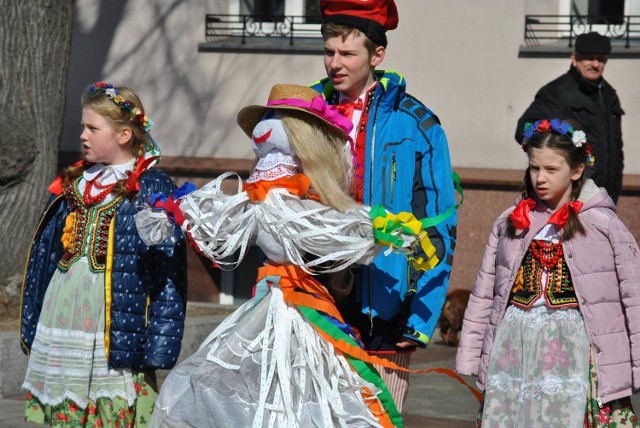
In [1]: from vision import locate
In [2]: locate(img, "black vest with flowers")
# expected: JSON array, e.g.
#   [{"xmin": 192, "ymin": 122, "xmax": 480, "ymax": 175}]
[
  {"xmin": 510, "ymin": 240, "xmax": 578, "ymax": 308},
  {"xmin": 58, "ymin": 178, "xmax": 123, "ymax": 272}
]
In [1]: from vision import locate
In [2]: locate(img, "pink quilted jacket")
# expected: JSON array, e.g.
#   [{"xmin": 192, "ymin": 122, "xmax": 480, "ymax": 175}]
[{"xmin": 455, "ymin": 180, "xmax": 640, "ymax": 404}]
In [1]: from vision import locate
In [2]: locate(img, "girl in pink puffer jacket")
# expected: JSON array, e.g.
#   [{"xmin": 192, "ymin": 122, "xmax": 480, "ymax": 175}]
[{"xmin": 456, "ymin": 119, "xmax": 640, "ymax": 427}]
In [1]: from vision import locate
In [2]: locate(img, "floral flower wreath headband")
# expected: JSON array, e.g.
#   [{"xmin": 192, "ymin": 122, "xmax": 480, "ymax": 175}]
[
  {"xmin": 86, "ymin": 82, "xmax": 154, "ymax": 133},
  {"xmin": 522, "ymin": 118, "xmax": 595, "ymax": 167}
]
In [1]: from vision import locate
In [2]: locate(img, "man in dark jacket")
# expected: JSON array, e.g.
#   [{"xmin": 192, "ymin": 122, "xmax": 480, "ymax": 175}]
[{"xmin": 515, "ymin": 32, "xmax": 625, "ymax": 203}]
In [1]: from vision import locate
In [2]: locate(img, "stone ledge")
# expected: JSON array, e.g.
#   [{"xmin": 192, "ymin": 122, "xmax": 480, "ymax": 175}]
[{"xmin": 58, "ymin": 152, "xmax": 640, "ymax": 194}]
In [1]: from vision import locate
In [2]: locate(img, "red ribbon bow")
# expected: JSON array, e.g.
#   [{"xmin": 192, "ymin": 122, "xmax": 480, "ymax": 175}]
[
  {"xmin": 510, "ymin": 198, "xmax": 584, "ymax": 230},
  {"xmin": 125, "ymin": 156, "xmax": 160, "ymax": 193},
  {"xmin": 548, "ymin": 201, "xmax": 584, "ymax": 228},
  {"xmin": 337, "ymin": 98, "xmax": 363, "ymax": 122},
  {"xmin": 509, "ymin": 198, "xmax": 536, "ymax": 230}
]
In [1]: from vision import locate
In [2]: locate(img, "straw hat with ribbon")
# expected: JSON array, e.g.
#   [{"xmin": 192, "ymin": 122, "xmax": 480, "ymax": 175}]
[{"xmin": 237, "ymin": 84, "xmax": 353, "ymax": 141}]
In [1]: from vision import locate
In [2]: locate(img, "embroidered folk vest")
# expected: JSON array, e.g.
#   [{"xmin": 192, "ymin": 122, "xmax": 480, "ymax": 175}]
[
  {"xmin": 59, "ymin": 178, "xmax": 123, "ymax": 272},
  {"xmin": 510, "ymin": 240, "xmax": 578, "ymax": 308}
]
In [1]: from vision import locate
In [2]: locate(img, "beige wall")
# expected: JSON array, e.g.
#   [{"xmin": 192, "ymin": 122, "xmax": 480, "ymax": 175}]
[{"xmin": 62, "ymin": 0, "xmax": 640, "ymax": 173}]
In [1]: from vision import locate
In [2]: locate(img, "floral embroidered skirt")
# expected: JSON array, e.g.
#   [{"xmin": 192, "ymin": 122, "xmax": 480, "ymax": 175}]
[
  {"xmin": 477, "ymin": 305, "xmax": 638, "ymax": 428},
  {"xmin": 584, "ymin": 348, "xmax": 638, "ymax": 427},
  {"xmin": 481, "ymin": 305, "xmax": 590, "ymax": 427},
  {"xmin": 24, "ymin": 372, "xmax": 157, "ymax": 427},
  {"xmin": 22, "ymin": 259, "xmax": 157, "ymax": 426}
]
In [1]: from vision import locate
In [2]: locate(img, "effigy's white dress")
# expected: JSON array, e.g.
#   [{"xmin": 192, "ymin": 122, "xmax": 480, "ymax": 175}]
[{"xmin": 139, "ymin": 171, "xmax": 404, "ymax": 428}]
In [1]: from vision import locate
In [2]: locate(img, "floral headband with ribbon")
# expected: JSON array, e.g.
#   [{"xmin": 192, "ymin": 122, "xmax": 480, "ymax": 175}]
[
  {"xmin": 522, "ymin": 118, "xmax": 595, "ymax": 166},
  {"xmin": 87, "ymin": 82, "xmax": 154, "ymax": 133}
]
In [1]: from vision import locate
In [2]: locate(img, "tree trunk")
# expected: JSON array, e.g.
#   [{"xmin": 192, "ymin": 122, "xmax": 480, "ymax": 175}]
[{"xmin": 0, "ymin": 1, "xmax": 73, "ymax": 312}]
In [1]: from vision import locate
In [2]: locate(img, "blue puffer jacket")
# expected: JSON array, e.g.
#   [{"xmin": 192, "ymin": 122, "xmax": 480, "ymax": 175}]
[
  {"xmin": 311, "ymin": 70, "xmax": 457, "ymax": 347},
  {"xmin": 20, "ymin": 168, "xmax": 188, "ymax": 370}
]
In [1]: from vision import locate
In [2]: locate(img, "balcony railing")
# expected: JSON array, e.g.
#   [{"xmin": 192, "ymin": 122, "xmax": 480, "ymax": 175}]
[
  {"xmin": 205, "ymin": 14, "xmax": 322, "ymax": 45},
  {"xmin": 524, "ymin": 14, "xmax": 640, "ymax": 48}
]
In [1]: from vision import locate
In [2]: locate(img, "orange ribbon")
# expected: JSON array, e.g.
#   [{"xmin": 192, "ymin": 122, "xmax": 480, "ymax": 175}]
[
  {"xmin": 256, "ymin": 264, "xmax": 484, "ymax": 405},
  {"xmin": 47, "ymin": 160, "xmax": 86, "ymax": 195},
  {"xmin": 243, "ymin": 174, "xmax": 320, "ymax": 202}
]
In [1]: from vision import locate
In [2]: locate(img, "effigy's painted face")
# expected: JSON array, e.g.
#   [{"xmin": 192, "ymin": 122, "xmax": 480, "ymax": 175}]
[{"xmin": 251, "ymin": 111, "xmax": 292, "ymax": 158}]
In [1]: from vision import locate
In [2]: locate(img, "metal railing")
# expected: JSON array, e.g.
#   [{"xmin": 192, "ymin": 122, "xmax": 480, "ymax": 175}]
[
  {"xmin": 205, "ymin": 14, "xmax": 322, "ymax": 45},
  {"xmin": 524, "ymin": 15, "xmax": 640, "ymax": 48}
]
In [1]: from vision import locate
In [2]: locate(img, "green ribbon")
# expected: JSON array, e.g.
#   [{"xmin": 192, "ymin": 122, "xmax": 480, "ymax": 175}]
[
  {"xmin": 368, "ymin": 205, "xmax": 411, "ymax": 248},
  {"xmin": 419, "ymin": 171, "xmax": 464, "ymax": 229},
  {"xmin": 371, "ymin": 171, "xmax": 464, "ymax": 233},
  {"xmin": 297, "ymin": 305, "xmax": 404, "ymax": 428}
]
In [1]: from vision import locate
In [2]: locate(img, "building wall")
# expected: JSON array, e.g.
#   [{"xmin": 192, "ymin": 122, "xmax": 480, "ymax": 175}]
[
  {"xmin": 62, "ymin": 0, "xmax": 640, "ymax": 172},
  {"xmin": 61, "ymin": 0, "xmax": 640, "ymax": 301}
]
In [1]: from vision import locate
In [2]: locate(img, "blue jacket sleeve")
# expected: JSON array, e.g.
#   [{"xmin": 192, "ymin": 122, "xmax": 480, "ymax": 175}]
[
  {"xmin": 138, "ymin": 171, "xmax": 189, "ymax": 370},
  {"xmin": 404, "ymin": 121, "xmax": 458, "ymax": 346}
]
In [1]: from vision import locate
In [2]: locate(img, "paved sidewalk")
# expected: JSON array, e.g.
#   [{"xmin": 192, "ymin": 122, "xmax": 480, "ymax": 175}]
[
  {"xmin": 3, "ymin": 306, "xmax": 640, "ymax": 427},
  {"xmin": 0, "ymin": 333, "xmax": 479, "ymax": 427},
  {"xmin": 6, "ymin": 334, "xmax": 640, "ymax": 427}
]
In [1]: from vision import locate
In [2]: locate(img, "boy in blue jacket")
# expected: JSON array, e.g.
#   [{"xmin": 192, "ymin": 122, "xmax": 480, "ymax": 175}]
[{"xmin": 311, "ymin": 0, "xmax": 458, "ymax": 411}]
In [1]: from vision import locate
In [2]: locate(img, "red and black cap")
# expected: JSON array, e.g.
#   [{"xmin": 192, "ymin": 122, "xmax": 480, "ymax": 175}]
[{"xmin": 320, "ymin": 0, "xmax": 399, "ymax": 47}]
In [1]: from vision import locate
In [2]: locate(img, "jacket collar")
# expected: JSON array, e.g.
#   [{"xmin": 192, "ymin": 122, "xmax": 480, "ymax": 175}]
[
  {"xmin": 569, "ymin": 65, "xmax": 603, "ymax": 96},
  {"xmin": 316, "ymin": 69, "xmax": 406, "ymax": 110}
]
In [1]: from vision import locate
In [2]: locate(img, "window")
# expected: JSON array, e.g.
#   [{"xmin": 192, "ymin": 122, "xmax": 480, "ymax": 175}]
[
  {"xmin": 305, "ymin": 0, "xmax": 321, "ymax": 24},
  {"xmin": 240, "ymin": 0, "xmax": 285, "ymax": 19},
  {"xmin": 571, "ymin": 0, "xmax": 625, "ymax": 25},
  {"xmin": 233, "ymin": 0, "xmax": 319, "ymax": 21},
  {"xmin": 200, "ymin": 0, "xmax": 323, "ymax": 53}
]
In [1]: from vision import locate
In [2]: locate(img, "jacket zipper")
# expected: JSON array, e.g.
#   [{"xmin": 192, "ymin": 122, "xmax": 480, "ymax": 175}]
[
  {"xmin": 367, "ymin": 100, "xmax": 380, "ymax": 334},
  {"xmin": 145, "ymin": 293, "xmax": 151, "ymax": 327},
  {"xmin": 391, "ymin": 152, "xmax": 397, "ymax": 204}
]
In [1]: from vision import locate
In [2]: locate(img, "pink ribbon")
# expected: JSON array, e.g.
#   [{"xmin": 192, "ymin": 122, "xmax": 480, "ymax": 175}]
[{"xmin": 267, "ymin": 95, "xmax": 354, "ymax": 137}]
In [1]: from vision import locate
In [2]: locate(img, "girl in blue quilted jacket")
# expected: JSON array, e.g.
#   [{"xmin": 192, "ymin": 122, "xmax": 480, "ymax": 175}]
[{"xmin": 19, "ymin": 82, "xmax": 188, "ymax": 427}]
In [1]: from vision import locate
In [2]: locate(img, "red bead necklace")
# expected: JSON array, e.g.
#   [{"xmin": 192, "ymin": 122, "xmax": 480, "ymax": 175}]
[
  {"xmin": 529, "ymin": 240, "xmax": 563, "ymax": 269},
  {"xmin": 83, "ymin": 179, "xmax": 116, "ymax": 205}
]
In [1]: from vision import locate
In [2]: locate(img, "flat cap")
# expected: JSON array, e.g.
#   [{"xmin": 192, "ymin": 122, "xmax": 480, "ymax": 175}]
[{"xmin": 575, "ymin": 32, "xmax": 611, "ymax": 55}]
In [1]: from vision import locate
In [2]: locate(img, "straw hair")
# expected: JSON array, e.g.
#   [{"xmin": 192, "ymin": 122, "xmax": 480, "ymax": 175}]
[
  {"xmin": 282, "ymin": 114, "xmax": 355, "ymax": 212},
  {"xmin": 237, "ymin": 84, "xmax": 347, "ymax": 141}
]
